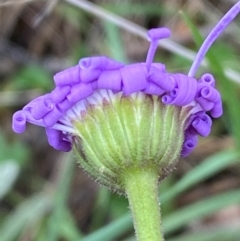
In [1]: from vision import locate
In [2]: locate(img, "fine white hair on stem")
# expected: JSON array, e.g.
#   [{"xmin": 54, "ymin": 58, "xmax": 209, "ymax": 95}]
[{"xmin": 64, "ymin": 0, "xmax": 240, "ymax": 84}]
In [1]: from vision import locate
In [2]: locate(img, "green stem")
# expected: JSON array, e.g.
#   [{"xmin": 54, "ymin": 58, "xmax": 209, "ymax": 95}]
[{"xmin": 122, "ymin": 168, "xmax": 164, "ymax": 241}]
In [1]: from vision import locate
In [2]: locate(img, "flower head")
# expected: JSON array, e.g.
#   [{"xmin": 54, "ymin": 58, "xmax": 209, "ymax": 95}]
[
  {"xmin": 19, "ymin": 1, "xmax": 240, "ymax": 190},
  {"xmin": 12, "ymin": 26, "xmax": 223, "ymax": 190},
  {"xmin": 12, "ymin": 26, "xmax": 222, "ymax": 152}
]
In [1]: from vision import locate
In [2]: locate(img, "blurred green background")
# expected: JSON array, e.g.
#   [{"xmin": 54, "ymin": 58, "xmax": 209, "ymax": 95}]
[{"xmin": 0, "ymin": 0, "xmax": 240, "ymax": 240}]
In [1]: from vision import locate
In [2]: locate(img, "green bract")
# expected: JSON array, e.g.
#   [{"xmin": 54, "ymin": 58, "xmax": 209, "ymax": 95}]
[{"xmin": 73, "ymin": 91, "xmax": 190, "ymax": 193}]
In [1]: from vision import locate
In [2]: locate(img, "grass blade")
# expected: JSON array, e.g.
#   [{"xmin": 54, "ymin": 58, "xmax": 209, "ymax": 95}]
[
  {"xmin": 162, "ymin": 150, "xmax": 240, "ymax": 202},
  {"xmin": 104, "ymin": 21, "xmax": 127, "ymax": 63},
  {"xmin": 168, "ymin": 228, "xmax": 240, "ymax": 241},
  {"xmin": 164, "ymin": 189, "xmax": 240, "ymax": 234},
  {"xmin": 46, "ymin": 154, "xmax": 75, "ymax": 241},
  {"xmin": 0, "ymin": 194, "xmax": 52, "ymax": 241}
]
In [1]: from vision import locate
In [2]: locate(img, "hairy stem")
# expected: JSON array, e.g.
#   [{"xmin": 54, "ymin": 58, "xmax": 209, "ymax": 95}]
[{"xmin": 122, "ymin": 168, "xmax": 164, "ymax": 241}]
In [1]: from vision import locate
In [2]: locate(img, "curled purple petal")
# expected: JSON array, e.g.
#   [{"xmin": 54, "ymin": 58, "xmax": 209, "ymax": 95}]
[
  {"xmin": 210, "ymin": 101, "xmax": 223, "ymax": 118},
  {"xmin": 54, "ymin": 65, "xmax": 80, "ymax": 86},
  {"xmin": 51, "ymin": 86, "xmax": 71, "ymax": 103},
  {"xmin": 121, "ymin": 64, "xmax": 148, "ymax": 95},
  {"xmin": 46, "ymin": 128, "xmax": 60, "ymax": 147},
  {"xmin": 143, "ymin": 82, "xmax": 165, "ymax": 95},
  {"xmin": 181, "ymin": 139, "xmax": 197, "ymax": 157},
  {"xmin": 12, "ymin": 111, "xmax": 27, "ymax": 133},
  {"xmin": 31, "ymin": 98, "xmax": 54, "ymax": 120},
  {"xmin": 162, "ymin": 94, "xmax": 173, "ymax": 104},
  {"xmin": 181, "ymin": 132, "xmax": 198, "ymax": 157},
  {"xmin": 200, "ymin": 86, "xmax": 221, "ymax": 103},
  {"xmin": 186, "ymin": 112, "xmax": 212, "ymax": 136},
  {"xmin": 97, "ymin": 70, "xmax": 122, "ymax": 91},
  {"xmin": 192, "ymin": 117, "xmax": 211, "ymax": 137},
  {"xmin": 150, "ymin": 63, "xmax": 166, "ymax": 72},
  {"xmin": 170, "ymin": 87, "xmax": 178, "ymax": 98},
  {"xmin": 57, "ymin": 98, "xmax": 75, "ymax": 112},
  {"xmin": 167, "ymin": 74, "xmax": 198, "ymax": 106},
  {"xmin": 195, "ymin": 97, "xmax": 214, "ymax": 111},
  {"xmin": 149, "ymin": 71, "xmax": 174, "ymax": 91},
  {"xmin": 79, "ymin": 56, "xmax": 124, "ymax": 70},
  {"xmin": 198, "ymin": 112, "xmax": 213, "ymax": 127},
  {"xmin": 57, "ymin": 141, "xmax": 72, "ymax": 152},
  {"xmin": 199, "ymin": 73, "xmax": 215, "ymax": 87},
  {"xmin": 23, "ymin": 94, "xmax": 51, "ymax": 111},
  {"xmin": 43, "ymin": 106, "xmax": 63, "ymax": 127},
  {"xmin": 197, "ymin": 82, "xmax": 208, "ymax": 94},
  {"xmin": 67, "ymin": 83, "xmax": 93, "ymax": 103},
  {"xmin": 79, "ymin": 68, "xmax": 101, "ymax": 83},
  {"xmin": 46, "ymin": 128, "xmax": 72, "ymax": 152}
]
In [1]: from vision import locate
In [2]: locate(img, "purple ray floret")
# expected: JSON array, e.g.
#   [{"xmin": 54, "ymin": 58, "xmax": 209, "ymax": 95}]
[
  {"xmin": 46, "ymin": 128, "xmax": 71, "ymax": 152},
  {"xmin": 161, "ymin": 74, "xmax": 198, "ymax": 106},
  {"xmin": 79, "ymin": 56, "xmax": 124, "ymax": 70},
  {"xmin": 67, "ymin": 83, "xmax": 93, "ymax": 103},
  {"xmin": 54, "ymin": 65, "xmax": 80, "ymax": 86},
  {"xmin": 51, "ymin": 86, "xmax": 71, "ymax": 103},
  {"xmin": 97, "ymin": 70, "xmax": 122, "ymax": 91},
  {"xmin": 121, "ymin": 64, "xmax": 148, "ymax": 95},
  {"xmin": 181, "ymin": 132, "xmax": 198, "ymax": 157}
]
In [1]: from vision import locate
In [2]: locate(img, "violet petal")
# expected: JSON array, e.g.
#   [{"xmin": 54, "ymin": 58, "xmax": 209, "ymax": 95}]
[
  {"xmin": 31, "ymin": 98, "xmax": 54, "ymax": 120},
  {"xmin": 143, "ymin": 82, "xmax": 165, "ymax": 95},
  {"xmin": 51, "ymin": 86, "xmax": 71, "ymax": 103},
  {"xmin": 168, "ymin": 74, "xmax": 198, "ymax": 106},
  {"xmin": 54, "ymin": 65, "xmax": 80, "ymax": 86},
  {"xmin": 149, "ymin": 71, "xmax": 173, "ymax": 91},
  {"xmin": 97, "ymin": 70, "xmax": 122, "ymax": 91},
  {"xmin": 67, "ymin": 83, "xmax": 93, "ymax": 103},
  {"xmin": 79, "ymin": 56, "xmax": 124, "ymax": 70},
  {"xmin": 150, "ymin": 63, "xmax": 166, "ymax": 72},
  {"xmin": 46, "ymin": 128, "xmax": 72, "ymax": 152},
  {"xmin": 162, "ymin": 94, "xmax": 173, "ymax": 104},
  {"xmin": 192, "ymin": 117, "xmax": 211, "ymax": 137},
  {"xmin": 57, "ymin": 98, "xmax": 75, "ymax": 112},
  {"xmin": 79, "ymin": 68, "xmax": 101, "ymax": 83},
  {"xmin": 12, "ymin": 111, "xmax": 26, "ymax": 133},
  {"xmin": 121, "ymin": 64, "xmax": 148, "ymax": 95},
  {"xmin": 200, "ymin": 86, "xmax": 221, "ymax": 103},
  {"xmin": 195, "ymin": 97, "xmax": 214, "ymax": 111},
  {"xmin": 210, "ymin": 101, "xmax": 223, "ymax": 118},
  {"xmin": 199, "ymin": 73, "xmax": 215, "ymax": 87},
  {"xmin": 181, "ymin": 132, "xmax": 198, "ymax": 157},
  {"xmin": 43, "ymin": 106, "xmax": 63, "ymax": 127}
]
